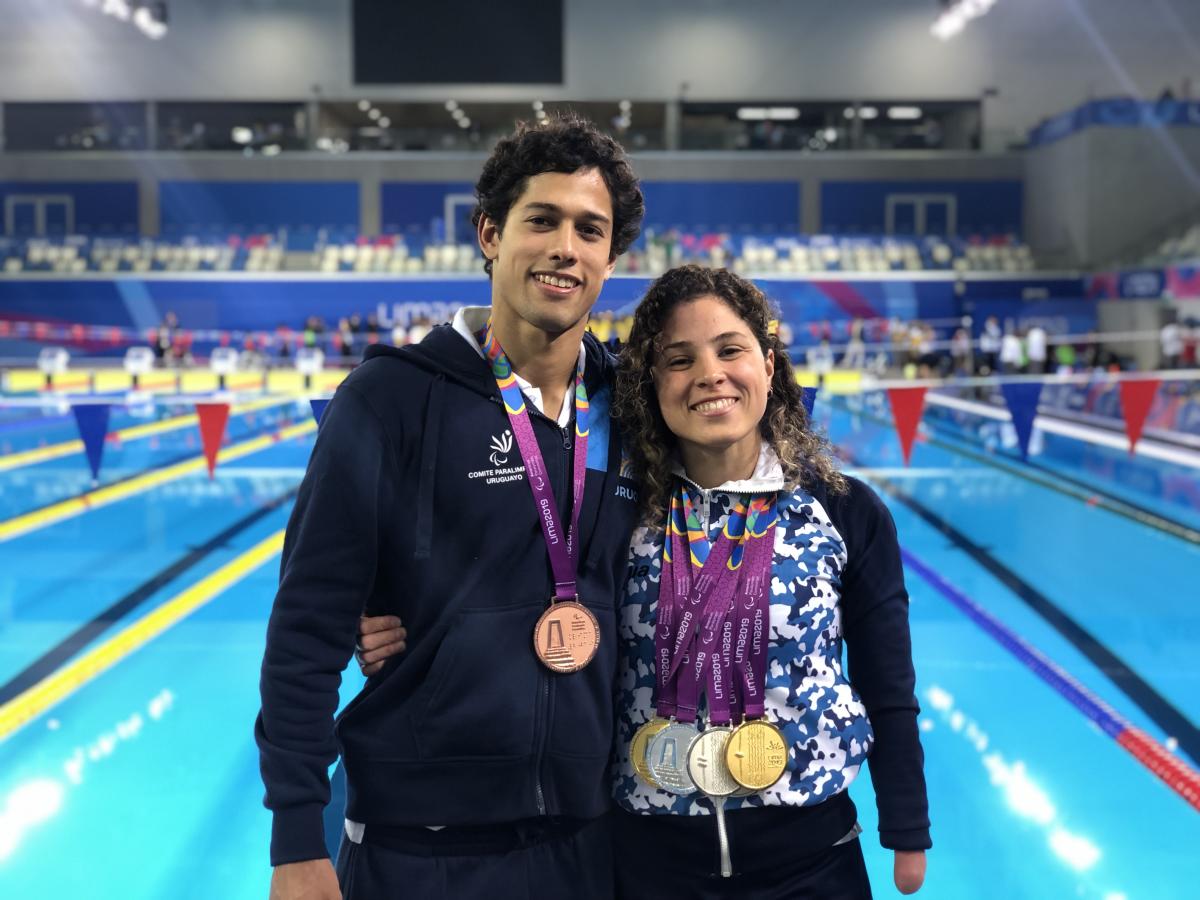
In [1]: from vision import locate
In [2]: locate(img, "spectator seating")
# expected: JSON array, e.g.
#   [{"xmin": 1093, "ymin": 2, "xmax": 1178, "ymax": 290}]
[{"xmin": 0, "ymin": 230, "xmax": 1038, "ymax": 275}]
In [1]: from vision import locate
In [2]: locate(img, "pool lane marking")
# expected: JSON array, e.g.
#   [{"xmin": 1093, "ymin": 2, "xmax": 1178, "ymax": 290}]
[
  {"xmin": 850, "ymin": 455, "xmax": 1200, "ymax": 767},
  {"xmin": 0, "ymin": 487, "xmax": 299, "ymax": 706},
  {"xmin": 0, "ymin": 396, "xmax": 290, "ymax": 473},
  {"xmin": 0, "ymin": 419, "xmax": 315, "ymax": 543},
  {"xmin": 901, "ymin": 547, "xmax": 1200, "ymax": 813},
  {"xmin": 0, "ymin": 528, "xmax": 286, "ymax": 742}
]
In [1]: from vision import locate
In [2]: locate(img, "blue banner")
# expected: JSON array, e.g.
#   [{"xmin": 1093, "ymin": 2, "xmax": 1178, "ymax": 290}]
[
  {"xmin": 1118, "ymin": 270, "xmax": 1166, "ymax": 299},
  {"xmin": 71, "ymin": 403, "xmax": 111, "ymax": 481},
  {"xmin": 1000, "ymin": 382, "xmax": 1043, "ymax": 462},
  {"xmin": 801, "ymin": 387, "xmax": 818, "ymax": 417},
  {"xmin": 1029, "ymin": 98, "xmax": 1200, "ymax": 147},
  {"xmin": 309, "ymin": 398, "xmax": 330, "ymax": 426}
]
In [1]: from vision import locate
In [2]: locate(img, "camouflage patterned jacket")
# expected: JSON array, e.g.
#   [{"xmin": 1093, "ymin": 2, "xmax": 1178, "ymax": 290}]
[{"xmin": 613, "ymin": 448, "xmax": 931, "ymax": 852}]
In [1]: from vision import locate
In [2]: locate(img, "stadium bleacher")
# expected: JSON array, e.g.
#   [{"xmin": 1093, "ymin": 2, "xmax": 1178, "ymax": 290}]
[{"xmin": 0, "ymin": 230, "xmax": 1038, "ymax": 275}]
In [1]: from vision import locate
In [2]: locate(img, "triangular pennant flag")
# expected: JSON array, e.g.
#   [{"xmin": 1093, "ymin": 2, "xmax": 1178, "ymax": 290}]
[
  {"xmin": 886, "ymin": 387, "xmax": 927, "ymax": 466},
  {"xmin": 195, "ymin": 402, "xmax": 231, "ymax": 479},
  {"xmin": 801, "ymin": 386, "xmax": 818, "ymax": 418},
  {"xmin": 1119, "ymin": 379, "xmax": 1160, "ymax": 454},
  {"xmin": 1000, "ymin": 381, "xmax": 1044, "ymax": 461},
  {"xmin": 309, "ymin": 398, "xmax": 330, "ymax": 426},
  {"xmin": 71, "ymin": 403, "xmax": 111, "ymax": 482}
]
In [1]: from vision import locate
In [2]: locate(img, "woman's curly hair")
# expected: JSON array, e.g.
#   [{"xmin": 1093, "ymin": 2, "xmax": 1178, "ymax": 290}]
[
  {"xmin": 614, "ymin": 265, "xmax": 846, "ymax": 525},
  {"xmin": 472, "ymin": 113, "xmax": 644, "ymax": 276}
]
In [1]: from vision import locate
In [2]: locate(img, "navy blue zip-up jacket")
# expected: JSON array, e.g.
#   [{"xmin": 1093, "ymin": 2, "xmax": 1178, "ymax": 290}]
[{"xmin": 255, "ymin": 324, "xmax": 640, "ymax": 866}]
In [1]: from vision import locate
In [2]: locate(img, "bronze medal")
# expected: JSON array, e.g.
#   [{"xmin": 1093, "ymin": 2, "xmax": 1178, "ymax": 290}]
[
  {"xmin": 533, "ymin": 600, "xmax": 599, "ymax": 673},
  {"xmin": 630, "ymin": 717, "xmax": 671, "ymax": 787},
  {"xmin": 725, "ymin": 719, "xmax": 789, "ymax": 792}
]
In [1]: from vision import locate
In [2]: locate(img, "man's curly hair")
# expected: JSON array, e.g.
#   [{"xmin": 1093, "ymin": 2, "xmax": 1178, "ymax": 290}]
[
  {"xmin": 614, "ymin": 265, "xmax": 847, "ymax": 525},
  {"xmin": 472, "ymin": 113, "xmax": 644, "ymax": 276}
]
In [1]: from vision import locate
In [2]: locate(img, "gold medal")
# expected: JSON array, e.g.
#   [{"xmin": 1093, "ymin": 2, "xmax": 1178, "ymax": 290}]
[
  {"xmin": 533, "ymin": 600, "xmax": 599, "ymax": 673},
  {"xmin": 725, "ymin": 719, "xmax": 788, "ymax": 791},
  {"xmin": 630, "ymin": 717, "xmax": 671, "ymax": 787}
]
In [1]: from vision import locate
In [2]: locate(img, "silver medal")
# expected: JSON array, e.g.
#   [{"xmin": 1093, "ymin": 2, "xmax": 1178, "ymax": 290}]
[
  {"xmin": 647, "ymin": 721, "xmax": 701, "ymax": 795},
  {"xmin": 686, "ymin": 726, "xmax": 738, "ymax": 798}
]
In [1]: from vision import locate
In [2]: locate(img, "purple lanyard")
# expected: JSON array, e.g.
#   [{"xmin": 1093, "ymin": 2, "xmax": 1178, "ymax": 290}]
[
  {"xmin": 653, "ymin": 492, "xmax": 686, "ymax": 719},
  {"xmin": 654, "ymin": 485, "xmax": 748, "ymax": 724},
  {"xmin": 730, "ymin": 497, "xmax": 778, "ymax": 719},
  {"xmin": 481, "ymin": 320, "xmax": 589, "ymax": 602}
]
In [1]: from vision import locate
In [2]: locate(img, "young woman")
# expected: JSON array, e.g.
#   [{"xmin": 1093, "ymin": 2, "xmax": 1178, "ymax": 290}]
[
  {"xmin": 357, "ymin": 265, "xmax": 930, "ymax": 897},
  {"xmin": 609, "ymin": 265, "xmax": 929, "ymax": 898}
]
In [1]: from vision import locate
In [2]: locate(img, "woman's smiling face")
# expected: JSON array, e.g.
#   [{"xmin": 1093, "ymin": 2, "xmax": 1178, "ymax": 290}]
[{"xmin": 652, "ymin": 295, "xmax": 774, "ymax": 476}]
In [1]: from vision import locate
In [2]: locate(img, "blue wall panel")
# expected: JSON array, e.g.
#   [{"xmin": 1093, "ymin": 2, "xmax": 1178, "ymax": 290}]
[
  {"xmin": 820, "ymin": 180, "xmax": 1023, "ymax": 236},
  {"xmin": 0, "ymin": 182, "xmax": 138, "ymax": 235},
  {"xmin": 641, "ymin": 182, "xmax": 800, "ymax": 234},
  {"xmin": 380, "ymin": 180, "xmax": 802, "ymax": 241},
  {"xmin": 158, "ymin": 181, "xmax": 359, "ymax": 234},
  {"xmin": 381, "ymin": 182, "xmax": 474, "ymax": 240}
]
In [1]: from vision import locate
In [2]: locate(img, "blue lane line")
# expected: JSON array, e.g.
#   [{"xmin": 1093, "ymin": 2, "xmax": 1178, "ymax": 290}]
[
  {"xmin": 900, "ymin": 547, "xmax": 1129, "ymax": 740},
  {"xmin": 842, "ymin": 445, "xmax": 1200, "ymax": 764},
  {"xmin": 900, "ymin": 545, "xmax": 1200, "ymax": 814}
]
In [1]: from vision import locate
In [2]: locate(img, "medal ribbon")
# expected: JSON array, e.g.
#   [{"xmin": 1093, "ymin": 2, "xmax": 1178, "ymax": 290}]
[
  {"xmin": 656, "ymin": 484, "xmax": 748, "ymax": 724},
  {"xmin": 653, "ymin": 492, "xmax": 686, "ymax": 719},
  {"xmin": 481, "ymin": 320, "xmax": 588, "ymax": 602},
  {"xmin": 731, "ymin": 497, "xmax": 778, "ymax": 719}
]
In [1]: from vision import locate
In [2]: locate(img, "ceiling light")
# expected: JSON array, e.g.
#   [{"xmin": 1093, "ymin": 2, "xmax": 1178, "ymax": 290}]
[
  {"xmin": 378, "ymin": 117, "xmax": 391, "ymax": 128},
  {"xmin": 102, "ymin": 0, "xmax": 132, "ymax": 21},
  {"xmin": 619, "ymin": 99, "xmax": 632, "ymax": 112},
  {"xmin": 532, "ymin": 100, "xmax": 544, "ymax": 111},
  {"xmin": 357, "ymin": 100, "xmax": 370, "ymax": 112},
  {"xmin": 857, "ymin": 106, "xmax": 879, "ymax": 120},
  {"xmin": 843, "ymin": 107, "xmax": 857, "ymax": 120},
  {"xmin": 451, "ymin": 108, "xmax": 464, "ymax": 120},
  {"xmin": 459, "ymin": 118, "xmax": 471, "ymax": 129},
  {"xmin": 932, "ymin": 0, "xmax": 999, "ymax": 41},
  {"xmin": 132, "ymin": 6, "xmax": 167, "ymax": 39},
  {"xmin": 888, "ymin": 106, "xmax": 923, "ymax": 120},
  {"xmin": 368, "ymin": 108, "xmax": 381, "ymax": 120},
  {"xmin": 823, "ymin": 127, "xmax": 838, "ymax": 142},
  {"xmin": 737, "ymin": 106, "xmax": 800, "ymax": 121},
  {"xmin": 445, "ymin": 100, "xmax": 458, "ymax": 111},
  {"xmin": 230, "ymin": 126, "xmax": 253, "ymax": 145}
]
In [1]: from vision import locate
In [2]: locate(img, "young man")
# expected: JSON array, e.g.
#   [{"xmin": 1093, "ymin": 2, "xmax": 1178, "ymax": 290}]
[{"xmin": 256, "ymin": 114, "xmax": 645, "ymax": 900}]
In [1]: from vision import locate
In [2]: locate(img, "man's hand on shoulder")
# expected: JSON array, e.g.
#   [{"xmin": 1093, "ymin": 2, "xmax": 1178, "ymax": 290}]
[{"xmin": 269, "ymin": 858, "xmax": 341, "ymax": 900}]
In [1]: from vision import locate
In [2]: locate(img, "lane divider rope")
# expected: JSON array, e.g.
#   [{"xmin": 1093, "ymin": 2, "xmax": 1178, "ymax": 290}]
[{"xmin": 901, "ymin": 546, "xmax": 1200, "ymax": 812}]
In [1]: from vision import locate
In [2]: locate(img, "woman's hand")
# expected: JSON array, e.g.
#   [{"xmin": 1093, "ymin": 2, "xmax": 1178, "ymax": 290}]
[
  {"xmin": 355, "ymin": 615, "xmax": 407, "ymax": 675},
  {"xmin": 894, "ymin": 849, "xmax": 926, "ymax": 894}
]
